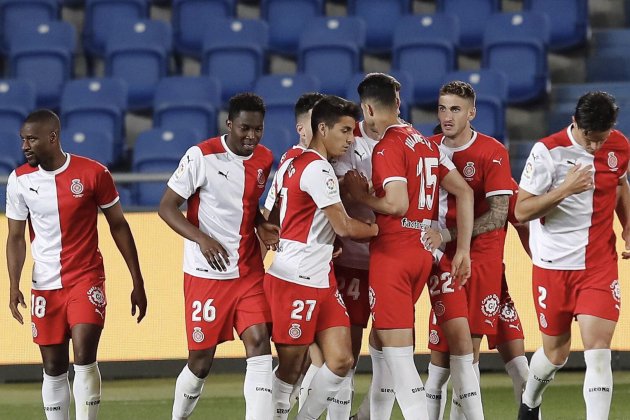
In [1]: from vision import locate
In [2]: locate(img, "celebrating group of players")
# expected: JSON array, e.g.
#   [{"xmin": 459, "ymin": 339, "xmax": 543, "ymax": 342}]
[{"xmin": 6, "ymin": 72, "xmax": 630, "ymax": 420}]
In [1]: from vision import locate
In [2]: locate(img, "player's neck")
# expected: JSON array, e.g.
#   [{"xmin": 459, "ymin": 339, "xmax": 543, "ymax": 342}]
[
  {"xmin": 308, "ymin": 137, "xmax": 328, "ymax": 159},
  {"xmin": 443, "ymin": 127, "xmax": 474, "ymax": 148},
  {"xmin": 40, "ymin": 150, "xmax": 67, "ymax": 172}
]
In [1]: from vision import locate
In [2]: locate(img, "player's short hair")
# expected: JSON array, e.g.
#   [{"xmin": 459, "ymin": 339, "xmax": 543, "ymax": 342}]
[
  {"xmin": 310, "ymin": 95, "xmax": 360, "ymax": 135},
  {"xmin": 227, "ymin": 93, "xmax": 265, "ymax": 120},
  {"xmin": 24, "ymin": 109, "xmax": 60, "ymax": 132},
  {"xmin": 357, "ymin": 73, "xmax": 401, "ymax": 108},
  {"xmin": 574, "ymin": 91, "xmax": 619, "ymax": 132},
  {"xmin": 439, "ymin": 80, "xmax": 476, "ymax": 104},
  {"xmin": 294, "ymin": 92, "xmax": 325, "ymax": 121}
]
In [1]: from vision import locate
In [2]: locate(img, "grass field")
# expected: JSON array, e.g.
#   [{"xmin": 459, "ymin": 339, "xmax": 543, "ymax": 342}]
[{"xmin": 2, "ymin": 371, "xmax": 630, "ymax": 419}]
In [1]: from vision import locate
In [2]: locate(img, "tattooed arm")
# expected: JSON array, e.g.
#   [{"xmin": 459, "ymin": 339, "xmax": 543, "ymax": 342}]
[{"xmin": 445, "ymin": 194, "xmax": 510, "ymax": 241}]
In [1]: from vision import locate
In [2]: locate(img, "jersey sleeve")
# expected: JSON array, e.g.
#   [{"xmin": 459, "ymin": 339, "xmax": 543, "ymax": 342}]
[
  {"xmin": 95, "ymin": 166, "xmax": 119, "ymax": 208},
  {"xmin": 5, "ymin": 171, "xmax": 28, "ymax": 221},
  {"xmin": 438, "ymin": 147, "xmax": 456, "ymax": 177},
  {"xmin": 300, "ymin": 160, "xmax": 341, "ymax": 209},
  {"xmin": 484, "ymin": 144, "xmax": 514, "ymax": 197},
  {"xmin": 372, "ymin": 138, "xmax": 407, "ymax": 189},
  {"xmin": 167, "ymin": 146, "xmax": 205, "ymax": 200},
  {"xmin": 519, "ymin": 142, "xmax": 554, "ymax": 195}
]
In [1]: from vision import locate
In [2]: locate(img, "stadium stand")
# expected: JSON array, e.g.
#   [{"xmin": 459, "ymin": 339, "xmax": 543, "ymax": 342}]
[
  {"xmin": 436, "ymin": 0, "xmax": 501, "ymax": 54},
  {"xmin": 523, "ymin": 0, "xmax": 589, "ymax": 51},
  {"xmin": 261, "ymin": 0, "xmax": 324, "ymax": 56},
  {"xmin": 346, "ymin": 0, "xmax": 411, "ymax": 55},
  {"xmin": 61, "ymin": 129, "xmax": 117, "ymax": 167},
  {"xmin": 0, "ymin": 0, "xmax": 60, "ymax": 55}
]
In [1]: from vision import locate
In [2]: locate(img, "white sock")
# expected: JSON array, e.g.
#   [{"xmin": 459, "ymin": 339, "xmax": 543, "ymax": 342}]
[
  {"xmin": 244, "ymin": 355, "xmax": 273, "ymax": 420},
  {"xmin": 289, "ymin": 373, "xmax": 304, "ymax": 410},
  {"xmin": 326, "ymin": 370, "xmax": 353, "ymax": 420},
  {"xmin": 522, "ymin": 347, "xmax": 565, "ymax": 408},
  {"xmin": 356, "ymin": 382, "xmax": 370, "ymax": 420},
  {"xmin": 172, "ymin": 364, "xmax": 206, "ymax": 420},
  {"xmin": 272, "ymin": 374, "xmax": 293, "ymax": 420},
  {"xmin": 42, "ymin": 371, "xmax": 70, "ymax": 420},
  {"xmin": 296, "ymin": 364, "xmax": 345, "ymax": 420},
  {"xmin": 425, "ymin": 363, "xmax": 450, "ymax": 420},
  {"xmin": 369, "ymin": 345, "xmax": 396, "ymax": 419},
  {"xmin": 505, "ymin": 356, "xmax": 529, "ymax": 405},
  {"xmin": 382, "ymin": 346, "xmax": 428, "ymax": 419},
  {"xmin": 299, "ymin": 364, "xmax": 320, "ymax": 410},
  {"xmin": 583, "ymin": 349, "xmax": 613, "ymax": 420},
  {"xmin": 73, "ymin": 362, "xmax": 101, "ymax": 420},
  {"xmin": 449, "ymin": 354, "xmax": 483, "ymax": 420}
]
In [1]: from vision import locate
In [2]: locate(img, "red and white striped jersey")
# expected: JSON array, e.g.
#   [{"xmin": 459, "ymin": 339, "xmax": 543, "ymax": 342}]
[
  {"xmin": 6, "ymin": 154, "xmax": 119, "ymax": 290},
  {"xmin": 431, "ymin": 131, "xmax": 513, "ymax": 262},
  {"xmin": 519, "ymin": 125, "xmax": 629, "ymax": 270},
  {"xmin": 167, "ymin": 135, "xmax": 273, "ymax": 280},
  {"xmin": 372, "ymin": 124, "xmax": 454, "ymax": 245},
  {"xmin": 330, "ymin": 121, "xmax": 378, "ymax": 270},
  {"xmin": 263, "ymin": 144, "xmax": 306, "ymax": 212},
  {"xmin": 267, "ymin": 150, "xmax": 341, "ymax": 288}
]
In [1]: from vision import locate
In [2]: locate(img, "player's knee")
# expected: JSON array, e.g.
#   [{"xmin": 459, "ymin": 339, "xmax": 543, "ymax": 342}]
[
  {"xmin": 187, "ymin": 355, "xmax": 213, "ymax": 379},
  {"xmin": 327, "ymin": 354, "xmax": 354, "ymax": 377},
  {"xmin": 43, "ymin": 360, "xmax": 69, "ymax": 377}
]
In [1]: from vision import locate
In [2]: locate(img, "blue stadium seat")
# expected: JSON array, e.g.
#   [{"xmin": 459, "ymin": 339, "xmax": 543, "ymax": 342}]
[
  {"xmin": 0, "ymin": 0, "xmax": 59, "ymax": 55},
  {"xmin": 172, "ymin": 0, "xmax": 236, "ymax": 60},
  {"xmin": 116, "ymin": 184, "xmax": 134, "ymax": 208},
  {"xmin": 412, "ymin": 122, "xmax": 440, "ymax": 137},
  {"xmin": 201, "ymin": 18, "xmax": 268, "ymax": 104},
  {"xmin": 436, "ymin": 0, "xmax": 500, "ymax": 54},
  {"xmin": 261, "ymin": 126, "xmax": 292, "ymax": 167},
  {"xmin": 552, "ymin": 82, "xmax": 630, "ymax": 104},
  {"xmin": 83, "ymin": 0, "xmax": 149, "ymax": 68},
  {"xmin": 254, "ymin": 74, "xmax": 320, "ymax": 134},
  {"xmin": 298, "ymin": 17, "xmax": 365, "ymax": 96},
  {"xmin": 153, "ymin": 76, "xmax": 222, "ymax": 139},
  {"xmin": 60, "ymin": 78, "xmax": 127, "ymax": 164},
  {"xmin": 523, "ymin": 0, "xmax": 588, "ymax": 51},
  {"xmin": 510, "ymin": 139, "xmax": 536, "ymax": 181},
  {"xmin": 347, "ymin": 0, "xmax": 411, "ymax": 55},
  {"xmin": 482, "ymin": 12, "xmax": 550, "ymax": 104},
  {"xmin": 392, "ymin": 14, "xmax": 459, "ymax": 107},
  {"xmin": 105, "ymin": 19, "xmax": 172, "ymax": 111},
  {"xmin": 8, "ymin": 21, "xmax": 76, "ymax": 109},
  {"xmin": 61, "ymin": 129, "xmax": 116, "ymax": 167},
  {"xmin": 345, "ymin": 70, "xmax": 414, "ymax": 122},
  {"xmin": 0, "ymin": 79, "xmax": 37, "ymax": 144},
  {"xmin": 443, "ymin": 69, "xmax": 509, "ymax": 141},
  {"xmin": 0, "ymin": 131, "xmax": 23, "ymax": 172},
  {"xmin": 586, "ymin": 50, "xmax": 630, "ymax": 83},
  {"xmin": 592, "ymin": 29, "xmax": 630, "ymax": 53},
  {"xmin": 132, "ymin": 127, "xmax": 198, "ymax": 207},
  {"xmin": 261, "ymin": 0, "xmax": 324, "ymax": 56}
]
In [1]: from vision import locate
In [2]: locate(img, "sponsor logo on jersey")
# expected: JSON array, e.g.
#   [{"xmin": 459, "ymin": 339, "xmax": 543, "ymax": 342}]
[
  {"xmin": 31, "ymin": 322, "xmax": 38, "ymax": 338},
  {"xmin": 257, "ymin": 169, "xmax": 266, "ymax": 188},
  {"xmin": 325, "ymin": 177, "xmax": 338, "ymax": 196},
  {"xmin": 288, "ymin": 323, "xmax": 302, "ymax": 339},
  {"xmin": 368, "ymin": 287, "xmax": 376, "ymax": 311},
  {"xmin": 523, "ymin": 161, "xmax": 534, "ymax": 180},
  {"xmin": 481, "ymin": 294, "xmax": 500, "ymax": 317},
  {"xmin": 611, "ymin": 279, "xmax": 621, "ymax": 303},
  {"xmin": 192, "ymin": 327, "xmax": 205, "ymax": 343},
  {"xmin": 608, "ymin": 152, "xmax": 618, "ymax": 171},
  {"xmin": 498, "ymin": 300, "xmax": 518, "ymax": 323},
  {"xmin": 429, "ymin": 329, "xmax": 440, "ymax": 345},
  {"xmin": 87, "ymin": 286, "xmax": 106, "ymax": 308},
  {"xmin": 71, "ymin": 179, "xmax": 84, "ymax": 197},
  {"xmin": 462, "ymin": 162, "xmax": 475, "ymax": 178},
  {"xmin": 539, "ymin": 312, "xmax": 548, "ymax": 329},
  {"xmin": 400, "ymin": 217, "xmax": 429, "ymax": 231}
]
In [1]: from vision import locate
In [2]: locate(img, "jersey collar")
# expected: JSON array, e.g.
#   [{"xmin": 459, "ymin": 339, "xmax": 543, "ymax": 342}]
[
  {"xmin": 39, "ymin": 153, "xmax": 71, "ymax": 176},
  {"xmin": 440, "ymin": 130, "xmax": 478, "ymax": 152},
  {"xmin": 221, "ymin": 134, "xmax": 253, "ymax": 161}
]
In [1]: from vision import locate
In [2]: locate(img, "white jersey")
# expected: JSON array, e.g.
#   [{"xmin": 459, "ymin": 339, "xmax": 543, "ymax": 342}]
[
  {"xmin": 330, "ymin": 121, "xmax": 377, "ymax": 270},
  {"xmin": 167, "ymin": 135, "xmax": 273, "ymax": 280},
  {"xmin": 268, "ymin": 150, "xmax": 341, "ymax": 288},
  {"xmin": 519, "ymin": 125, "xmax": 629, "ymax": 270},
  {"xmin": 263, "ymin": 144, "xmax": 306, "ymax": 212}
]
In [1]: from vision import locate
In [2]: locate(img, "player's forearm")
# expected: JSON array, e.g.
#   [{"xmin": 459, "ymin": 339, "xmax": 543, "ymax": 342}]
[
  {"xmin": 514, "ymin": 187, "xmax": 570, "ymax": 223},
  {"xmin": 334, "ymin": 218, "xmax": 378, "ymax": 240},
  {"xmin": 158, "ymin": 202, "xmax": 208, "ymax": 245},
  {"xmin": 6, "ymin": 236, "xmax": 26, "ymax": 291},
  {"xmin": 472, "ymin": 195, "xmax": 509, "ymax": 237},
  {"xmin": 361, "ymin": 193, "xmax": 408, "ymax": 217},
  {"xmin": 109, "ymin": 221, "xmax": 144, "ymax": 287},
  {"xmin": 453, "ymin": 187, "xmax": 473, "ymax": 252}
]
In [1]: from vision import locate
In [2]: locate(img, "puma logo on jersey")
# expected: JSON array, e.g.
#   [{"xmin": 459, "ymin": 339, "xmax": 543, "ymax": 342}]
[
  {"xmin": 376, "ymin": 149, "xmax": 385, "ymax": 156},
  {"xmin": 566, "ymin": 160, "xmax": 576, "ymax": 165},
  {"xmin": 354, "ymin": 150, "xmax": 365, "ymax": 160},
  {"xmin": 492, "ymin": 158, "xmax": 502, "ymax": 165},
  {"xmin": 508, "ymin": 324, "xmax": 521, "ymax": 331},
  {"xmin": 321, "ymin": 169, "xmax": 331, "ymax": 174},
  {"xmin": 29, "ymin": 186, "xmax": 40, "ymax": 195},
  {"xmin": 95, "ymin": 308, "xmax": 105, "ymax": 320},
  {"xmin": 186, "ymin": 155, "xmax": 192, "ymax": 163},
  {"xmin": 218, "ymin": 170, "xmax": 229, "ymax": 180},
  {"xmin": 484, "ymin": 319, "xmax": 495, "ymax": 327}
]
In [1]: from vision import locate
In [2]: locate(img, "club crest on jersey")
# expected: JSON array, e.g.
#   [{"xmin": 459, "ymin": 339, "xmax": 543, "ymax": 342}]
[
  {"xmin": 608, "ymin": 152, "xmax": 618, "ymax": 171},
  {"xmin": 71, "ymin": 179, "xmax": 84, "ymax": 197},
  {"xmin": 288, "ymin": 323, "xmax": 302, "ymax": 339},
  {"xmin": 462, "ymin": 162, "xmax": 475, "ymax": 178},
  {"xmin": 499, "ymin": 301, "xmax": 518, "ymax": 323},
  {"xmin": 429, "ymin": 329, "xmax": 440, "ymax": 345},
  {"xmin": 257, "ymin": 169, "xmax": 266, "ymax": 188},
  {"xmin": 87, "ymin": 286, "xmax": 106, "ymax": 308},
  {"xmin": 31, "ymin": 322, "xmax": 38, "ymax": 338},
  {"xmin": 539, "ymin": 313, "xmax": 548, "ymax": 329},
  {"xmin": 481, "ymin": 294, "xmax": 500, "ymax": 317},
  {"xmin": 433, "ymin": 301, "xmax": 446, "ymax": 317},
  {"xmin": 192, "ymin": 327, "xmax": 205, "ymax": 343},
  {"xmin": 611, "ymin": 279, "xmax": 621, "ymax": 303}
]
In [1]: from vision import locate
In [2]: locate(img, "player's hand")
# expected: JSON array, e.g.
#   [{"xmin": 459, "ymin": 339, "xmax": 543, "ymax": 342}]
[
  {"xmin": 9, "ymin": 288, "xmax": 26, "ymax": 324},
  {"xmin": 199, "ymin": 235, "xmax": 231, "ymax": 272},
  {"xmin": 332, "ymin": 237, "xmax": 343, "ymax": 258},
  {"xmin": 622, "ymin": 225, "xmax": 630, "ymax": 259},
  {"xmin": 422, "ymin": 228, "xmax": 443, "ymax": 252},
  {"xmin": 343, "ymin": 170, "xmax": 370, "ymax": 202},
  {"xmin": 257, "ymin": 221, "xmax": 280, "ymax": 251},
  {"xmin": 451, "ymin": 250, "xmax": 471, "ymax": 287},
  {"xmin": 130, "ymin": 285, "xmax": 147, "ymax": 323},
  {"xmin": 561, "ymin": 164, "xmax": 594, "ymax": 196}
]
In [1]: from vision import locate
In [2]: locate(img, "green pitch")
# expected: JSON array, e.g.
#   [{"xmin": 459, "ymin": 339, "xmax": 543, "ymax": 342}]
[{"xmin": 2, "ymin": 371, "xmax": 630, "ymax": 419}]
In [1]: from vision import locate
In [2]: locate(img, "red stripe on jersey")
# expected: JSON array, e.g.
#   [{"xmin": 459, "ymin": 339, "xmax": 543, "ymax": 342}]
[
  {"xmin": 198, "ymin": 136, "xmax": 226, "ymax": 155},
  {"xmin": 279, "ymin": 152, "xmax": 320, "ymax": 243},
  {"xmin": 15, "ymin": 163, "xmax": 38, "ymax": 177}
]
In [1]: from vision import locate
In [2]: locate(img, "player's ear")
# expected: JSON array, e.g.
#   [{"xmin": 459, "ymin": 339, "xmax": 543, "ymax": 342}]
[
  {"xmin": 468, "ymin": 106, "xmax": 476, "ymax": 122},
  {"xmin": 318, "ymin": 121, "xmax": 327, "ymax": 137},
  {"xmin": 226, "ymin": 119, "xmax": 232, "ymax": 131}
]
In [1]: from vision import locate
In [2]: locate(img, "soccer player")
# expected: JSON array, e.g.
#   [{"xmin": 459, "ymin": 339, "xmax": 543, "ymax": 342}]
[
  {"xmin": 515, "ymin": 91, "xmax": 630, "ymax": 419},
  {"xmin": 159, "ymin": 93, "xmax": 279, "ymax": 420},
  {"xmin": 420, "ymin": 81, "xmax": 517, "ymax": 419},
  {"xmin": 6, "ymin": 109, "xmax": 148, "ymax": 420},
  {"xmin": 264, "ymin": 95, "xmax": 378, "ymax": 420},
  {"xmin": 344, "ymin": 73, "xmax": 474, "ymax": 419}
]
